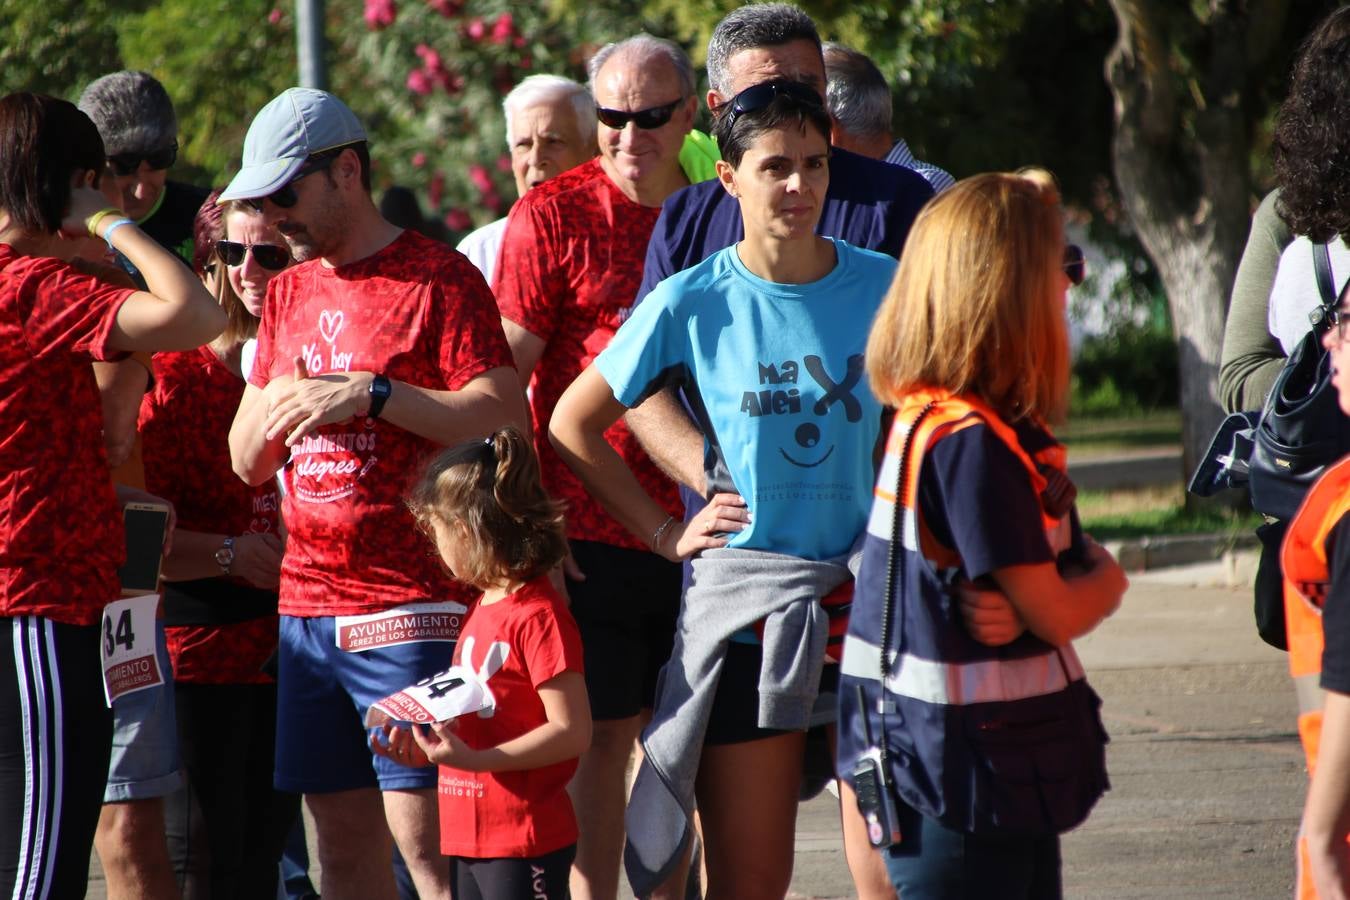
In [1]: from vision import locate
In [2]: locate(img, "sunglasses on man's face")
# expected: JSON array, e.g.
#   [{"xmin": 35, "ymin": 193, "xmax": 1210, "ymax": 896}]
[
  {"xmin": 721, "ymin": 80, "xmax": 824, "ymax": 132},
  {"xmin": 245, "ymin": 153, "xmax": 340, "ymax": 212},
  {"xmin": 215, "ymin": 240, "xmax": 291, "ymax": 271},
  {"xmin": 1064, "ymin": 244, "xmax": 1086, "ymax": 286},
  {"xmin": 107, "ymin": 140, "xmax": 178, "ymax": 177},
  {"xmin": 596, "ymin": 97, "xmax": 684, "ymax": 131}
]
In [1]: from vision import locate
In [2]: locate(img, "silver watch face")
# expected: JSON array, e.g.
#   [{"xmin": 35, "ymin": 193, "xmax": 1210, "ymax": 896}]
[{"xmin": 215, "ymin": 547, "xmax": 235, "ymax": 567}]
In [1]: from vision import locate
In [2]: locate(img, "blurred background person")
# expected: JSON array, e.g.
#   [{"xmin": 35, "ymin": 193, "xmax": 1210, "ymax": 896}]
[{"xmin": 822, "ymin": 42, "xmax": 954, "ymax": 192}]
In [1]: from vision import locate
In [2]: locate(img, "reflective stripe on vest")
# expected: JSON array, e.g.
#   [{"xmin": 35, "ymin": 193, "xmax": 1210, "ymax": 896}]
[{"xmin": 840, "ymin": 636, "xmax": 1086, "ymax": 706}]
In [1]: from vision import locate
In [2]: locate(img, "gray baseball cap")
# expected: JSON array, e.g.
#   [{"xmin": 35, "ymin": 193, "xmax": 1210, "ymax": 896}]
[{"xmin": 219, "ymin": 88, "xmax": 367, "ymax": 202}]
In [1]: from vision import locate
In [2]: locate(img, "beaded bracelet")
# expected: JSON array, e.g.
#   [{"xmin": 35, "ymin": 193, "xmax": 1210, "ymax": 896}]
[
  {"xmin": 650, "ymin": 515, "xmax": 677, "ymax": 552},
  {"xmin": 84, "ymin": 207, "xmax": 124, "ymax": 238},
  {"xmin": 101, "ymin": 218, "xmax": 136, "ymax": 249}
]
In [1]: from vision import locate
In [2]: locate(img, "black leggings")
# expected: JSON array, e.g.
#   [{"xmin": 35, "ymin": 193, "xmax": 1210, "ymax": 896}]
[
  {"xmin": 165, "ymin": 681, "xmax": 299, "ymax": 900},
  {"xmin": 0, "ymin": 617, "xmax": 113, "ymax": 900},
  {"xmin": 449, "ymin": 844, "xmax": 576, "ymax": 900}
]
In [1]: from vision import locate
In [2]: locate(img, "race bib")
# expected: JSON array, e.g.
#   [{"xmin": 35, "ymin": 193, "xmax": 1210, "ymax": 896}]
[
  {"xmin": 100, "ymin": 593, "xmax": 164, "ymax": 706},
  {"xmin": 334, "ymin": 601, "xmax": 468, "ymax": 652},
  {"xmin": 365, "ymin": 664, "xmax": 491, "ymax": 727}
]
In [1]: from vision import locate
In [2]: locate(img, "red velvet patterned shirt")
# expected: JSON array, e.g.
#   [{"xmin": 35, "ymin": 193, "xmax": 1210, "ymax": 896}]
[
  {"xmin": 140, "ymin": 346, "xmax": 280, "ymax": 683},
  {"xmin": 494, "ymin": 159, "xmax": 682, "ymax": 549},
  {"xmin": 249, "ymin": 230, "xmax": 514, "ymax": 616},
  {"xmin": 0, "ymin": 246, "xmax": 133, "ymax": 624}
]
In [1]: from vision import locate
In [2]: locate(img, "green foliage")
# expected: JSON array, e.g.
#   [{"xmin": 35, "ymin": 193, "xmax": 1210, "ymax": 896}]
[
  {"xmin": 117, "ymin": 0, "xmax": 298, "ymax": 188},
  {"xmin": 0, "ymin": 0, "xmax": 126, "ymax": 98},
  {"xmin": 1071, "ymin": 322, "xmax": 1179, "ymax": 417}
]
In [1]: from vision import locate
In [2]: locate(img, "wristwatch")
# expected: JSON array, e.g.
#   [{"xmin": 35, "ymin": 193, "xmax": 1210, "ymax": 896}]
[
  {"xmin": 214, "ymin": 537, "xmax": 235, "ymax": 576},
  {"xmin": 368, "ymin": 373, "xmax": 392, "ymax": 419}
]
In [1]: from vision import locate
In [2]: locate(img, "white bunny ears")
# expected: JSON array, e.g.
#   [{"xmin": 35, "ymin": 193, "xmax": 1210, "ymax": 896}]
[{"xmin": 364, "ymin": 635, "xmax": 512, "ymax": 727}]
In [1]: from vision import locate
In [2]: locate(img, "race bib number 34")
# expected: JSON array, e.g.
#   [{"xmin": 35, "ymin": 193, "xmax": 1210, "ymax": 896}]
[
  {"xmin": 100, "ymin": 593, "xmax": 164, "ymax": 706},
  {"xmin": 334, "ymin": 601, "xmax": 468, "ymax": 652}
]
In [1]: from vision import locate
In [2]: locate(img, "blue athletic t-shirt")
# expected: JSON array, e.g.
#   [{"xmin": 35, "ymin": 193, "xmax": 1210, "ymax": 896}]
[{"xmin": 596, "ymin": 238, "xmax": 896, "ymax": 560}]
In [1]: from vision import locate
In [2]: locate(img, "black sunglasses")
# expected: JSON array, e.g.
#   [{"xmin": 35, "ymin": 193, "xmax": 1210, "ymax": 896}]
[
  {"xmin": 1064, "ymin": 244, "xmax": 1086, "ymax": 286},
  {"xmin": 596, "ymin": 98, "xmax": 684, "ymax": 131},
  {"xmin": 107, "ymin": 140, "xmax": 178, "ymax": 177},
  {"xmin": 215, "ymin": 239, "xmax": 291, "ymax": 271},
  {"xmin": 245, "ymin": 151, "xmax": 341, "ymax": 212},
  {"xmin": 720, "ymin": 80, "xmax": 824, "ymax": 132}
]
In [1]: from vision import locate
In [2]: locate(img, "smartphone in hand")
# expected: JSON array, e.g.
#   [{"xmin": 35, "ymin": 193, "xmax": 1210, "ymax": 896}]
[{"xmin": 118, "ymin": 502, "xmax": 170, "ymax": 595}]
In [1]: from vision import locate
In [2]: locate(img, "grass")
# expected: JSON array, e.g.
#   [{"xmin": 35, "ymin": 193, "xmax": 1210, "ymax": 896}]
[
  {"xmin": 1059, "ymin": 408, "xmax": 1181, "ymax": 459},
  {"xmin": 1076, "ymin": 482, "xmax": 1263, "ymax": 541}
]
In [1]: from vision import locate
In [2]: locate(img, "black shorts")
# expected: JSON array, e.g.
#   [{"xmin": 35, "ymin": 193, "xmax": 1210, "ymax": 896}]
[
  {"xmin": 704, "ymin": 640, "xmax": 840, "ymax": 746},
  {"xmin": 565, "ymin": 539, "xmax": 682, "ymax": 721}
]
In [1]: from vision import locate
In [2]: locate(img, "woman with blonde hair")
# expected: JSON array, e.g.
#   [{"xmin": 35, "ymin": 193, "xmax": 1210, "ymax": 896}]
[{"xmin": 837, "ymin": 170, "xmax": 1127, "ymax": 898}]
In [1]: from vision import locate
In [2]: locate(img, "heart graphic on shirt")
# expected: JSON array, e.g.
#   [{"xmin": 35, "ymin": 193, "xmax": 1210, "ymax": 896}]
[
  {"xmin": 318, "ymin": 310, "xmax": 345, "ymax": 344},
  {"xmin": 247, "ymin": 518, "xmax": 270, "ymax": 534}
]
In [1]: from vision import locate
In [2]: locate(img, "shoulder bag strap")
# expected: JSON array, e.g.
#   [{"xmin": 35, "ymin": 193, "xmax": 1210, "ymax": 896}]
[{"xmin": 1314, "ymin": 242, "xmax": 1336, "ymax": 311}]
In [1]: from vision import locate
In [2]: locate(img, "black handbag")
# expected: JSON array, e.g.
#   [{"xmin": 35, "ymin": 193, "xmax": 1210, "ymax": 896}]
[
  {"xmin": 1190, "ymin": 242, "xmax": 1350, "ymax": 650},
  {"xmin": 1248, "ymin": 243, "xmax": 1350, "ymax": 520}
]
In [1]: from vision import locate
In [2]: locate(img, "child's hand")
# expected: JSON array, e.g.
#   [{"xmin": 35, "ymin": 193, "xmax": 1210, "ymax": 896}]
[
  {"xmin": 369, "ymin": 724, "xmax": 433, "ymax": 768},
  {"xmin": 411, "ymin": 719, "xmax": 480, "ymax": 770}
]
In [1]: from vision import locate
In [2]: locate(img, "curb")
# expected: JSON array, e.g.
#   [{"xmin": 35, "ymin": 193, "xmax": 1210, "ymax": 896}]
[{"xmin": 1102, "ymin": 530, "xmax": 1260, "ymax": 573}]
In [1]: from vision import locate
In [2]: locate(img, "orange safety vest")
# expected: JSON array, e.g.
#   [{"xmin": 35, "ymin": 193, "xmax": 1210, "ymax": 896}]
[{"xmin": 1282, "ymin": 456, "xmax": 1350, "ymax": 898}]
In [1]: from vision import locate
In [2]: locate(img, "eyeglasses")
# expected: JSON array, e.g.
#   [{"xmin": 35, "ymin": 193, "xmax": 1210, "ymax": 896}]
[
  {"xmin": 1064, "ymin": 244, "xmax": 1086, "ymax": 286},
  {"xmin": 1327, "ymin": 307, "xmax": 1350, "ymax": 343},
  {"xmin": 720, "ymin": 80, "xmax": 824, "ymax": 132},
  {"xmin": 596, "ymin": 98, "xmax": 684, "ymax": 131},
  {"xmin": 107, "ymin": 140, "xmax": 178, "ymax": 177},
  {"xmin": 215, "ymin": 240, "xmax": 291, "ymax": 271},
  {"xmin": 245, "ymin": 151, "xmax": 341, "ymax": 212}
]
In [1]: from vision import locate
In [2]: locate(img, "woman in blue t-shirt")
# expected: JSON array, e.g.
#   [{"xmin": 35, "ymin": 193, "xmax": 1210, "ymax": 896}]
[
  {"xmin": 836, "ymin": 170, "xmax": 1128, "ymax": 899},
  {"xmin": 551, "ymin": 81, "xmax": 896, "ymax": 899}
]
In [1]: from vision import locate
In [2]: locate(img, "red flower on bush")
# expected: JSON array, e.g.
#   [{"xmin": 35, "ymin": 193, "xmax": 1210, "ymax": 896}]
[
  {"xmin": 268, "ymin": 7, "xmax": 284, "ymax": 25},
  {"xmin": 415, "ymin": 43, "xmax": 444, "ymax": 74},
  {"xmin": 364, "ymin": 0, "xmax": 397, "ymax": 30},
  {"xmin": 464, "ymin": 17, "xmax": 486, "ymax": 41},
  {"xmin": 490, "ymin": 13, "xmax": 515, "ymax": 45},
  {"xmin": 412, "ymin": 151, "xmax": 428, "ymax": 168},
  {"xmin": 444, "ymin": 208, "xmax": 472, "ymax": 232},
  {"xmin": 427, "ymin": 0, "xmax": 460, "ymax": 17},
  {"xmin": 468, "ymin": 164, "xmax": 494, "ymax": 196},
  {"xmin": 406, "ymin": 68, "xmax": 433, "ymax": 96},
  {"xmin": 495, "ymin": 154, "xmax": 512, "ymax": 173},
  {"xmin": 428, "ymin": 172, "xmax": 446, "ymax": 209}
]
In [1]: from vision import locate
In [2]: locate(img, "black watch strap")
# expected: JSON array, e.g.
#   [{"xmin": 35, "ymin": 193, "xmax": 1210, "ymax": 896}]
[{"xmin": 368, "ymin": 374, "xmax": 392, "ymax": 419}]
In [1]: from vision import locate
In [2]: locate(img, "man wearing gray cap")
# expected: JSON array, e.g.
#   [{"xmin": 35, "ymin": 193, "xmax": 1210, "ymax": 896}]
[{"xmin": 225, "ymin": 88, "xmax": 525, "ymax": 900}]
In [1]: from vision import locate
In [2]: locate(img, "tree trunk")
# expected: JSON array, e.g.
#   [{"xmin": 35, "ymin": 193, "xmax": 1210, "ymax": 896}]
[{"xmin": 1104, "ymin": 0, "xmax": 1286, "ymax": 508}]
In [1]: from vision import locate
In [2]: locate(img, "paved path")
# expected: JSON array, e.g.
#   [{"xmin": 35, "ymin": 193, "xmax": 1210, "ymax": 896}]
[{"xmin": 87, "ymin": 557, "xmax": 1303, "ymax": 899}]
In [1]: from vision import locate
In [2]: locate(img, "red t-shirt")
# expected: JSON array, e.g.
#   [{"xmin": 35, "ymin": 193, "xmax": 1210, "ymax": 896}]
[
  {"xmin": 140, "ymin": 346, "xmax": 280, "ymax": 683},
  {"xmin": 494, "ymin": 159, "xmax": 682, "ymax": 549},
  {"xmin": 0, "ymin": 245, "xmax": 134, "ymax": 624},
  {"xmin": 250, "ymin": 231, "xmax": 513, "ymax": 616},
  {"xmin": 438, "ymin": 576, "xmax": 584, "ymax": 858}
]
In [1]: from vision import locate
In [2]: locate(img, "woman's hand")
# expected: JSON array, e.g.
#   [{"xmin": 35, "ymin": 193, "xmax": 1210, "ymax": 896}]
[
  {"xmin": 370, "ymin": 724, "xmax": 437, "ymax": 769},
  {"xmin": 232, "ymin": 533, "xmax": 284, "ymax": 590},
  {"xmin": 667, "ymin": 493, "xmax": 750, "ymax": 561},
  {"xmin": 956, "ymin": 580, "xmax": 1026, "ymax": 646}
]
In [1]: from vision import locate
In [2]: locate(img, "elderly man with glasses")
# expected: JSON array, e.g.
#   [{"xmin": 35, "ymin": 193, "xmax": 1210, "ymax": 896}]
[
  {"xmin": 491, "ymin": 33, "xmax": 697, "ymax": 900},
  {"xmin": 225, "ymin": 87, "xmax": 525, "ymax": 900}
]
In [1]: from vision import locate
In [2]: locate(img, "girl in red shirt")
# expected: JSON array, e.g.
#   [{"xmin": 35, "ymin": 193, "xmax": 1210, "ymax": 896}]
[{"xmin": 375, "ymin": 426, "xmax": 590, "ymax": 900}]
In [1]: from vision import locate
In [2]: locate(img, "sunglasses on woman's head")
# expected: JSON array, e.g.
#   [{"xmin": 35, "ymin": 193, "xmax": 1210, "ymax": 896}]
[
  {"xmin": 595, "ymin": 98, "xmax": 684, "ymax": 131},
  {"xmin": 107, "ymin": 140, "xmax": 178, "ymax": 177},
  {"xmin": 244, "ymin": 152, "xmax": 341, "ymax": 212},
  {"xmin": 721, "ymin": 80, "xmax": 824, "ymax": 132},
  {"xmin": 215, "ymin": 240, "xmax": 291, "ymax": 271},
  {"xmin": 1064, "ymin": 244, "xmax": 1086, "ymax": 286}
]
